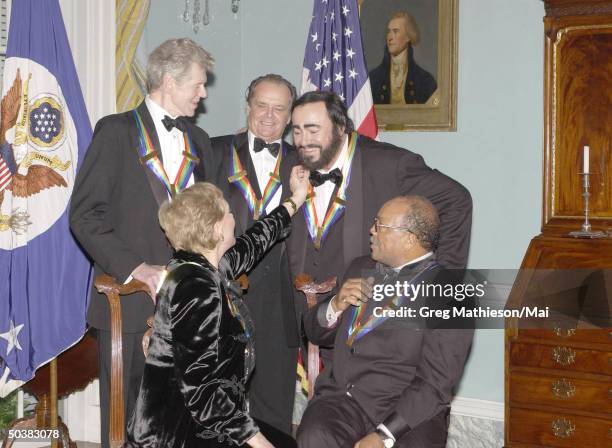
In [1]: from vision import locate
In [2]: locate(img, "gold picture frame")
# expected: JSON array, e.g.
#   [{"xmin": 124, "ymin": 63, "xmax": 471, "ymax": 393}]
[{"xmin": 359, "ymin": 0, "xmax": 458, "ymax": 131}]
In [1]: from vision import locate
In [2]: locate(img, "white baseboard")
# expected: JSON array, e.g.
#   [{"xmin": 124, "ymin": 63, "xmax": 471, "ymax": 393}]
[{"xmin": 451, "ymin": 396, "xmax": 504, "ymax": 421}]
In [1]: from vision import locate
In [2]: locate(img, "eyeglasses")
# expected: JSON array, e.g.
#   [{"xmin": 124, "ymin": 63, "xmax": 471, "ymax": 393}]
[{"xmin": 373, "ymin": 217, "xmax": 414, "ymax": 234}]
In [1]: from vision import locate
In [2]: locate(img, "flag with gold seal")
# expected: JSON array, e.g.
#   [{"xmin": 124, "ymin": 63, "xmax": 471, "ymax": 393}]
[{"xmin": 0, "ymin": 0, "xmax": 93, "ymax": 396}]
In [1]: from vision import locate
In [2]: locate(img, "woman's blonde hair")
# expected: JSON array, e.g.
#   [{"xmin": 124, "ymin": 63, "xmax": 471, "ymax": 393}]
[{"xmin": 158, "ymin": 182, "xmax": 225, "ymax": 253}]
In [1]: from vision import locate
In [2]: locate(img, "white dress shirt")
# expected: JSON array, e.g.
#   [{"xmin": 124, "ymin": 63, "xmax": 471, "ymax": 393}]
[
  {"xmin": 145, "ymin": 96, "xmax": 195, "ymax": 191},
  {"xmin": 312, "ymin": 136, "xmax": 349, "ymax": 220},
  {"xmin": 125, "ymin": 97, "xmax": 195, "ymax": 284},
  {"xmin": 247, "ymin": 131, "xmax": 282, "ymax": 215}
]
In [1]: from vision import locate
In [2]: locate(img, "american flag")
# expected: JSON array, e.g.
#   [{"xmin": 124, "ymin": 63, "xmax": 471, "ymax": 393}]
[{"xmin": 301, "ymin": 0, "xmax": 378, "ymax": 138}]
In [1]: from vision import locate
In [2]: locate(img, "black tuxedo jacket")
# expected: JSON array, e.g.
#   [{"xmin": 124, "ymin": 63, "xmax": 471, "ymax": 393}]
[
  {"xmin": 303, "ymin": 255, "xmax": 473, "ymax": 441},
  {"xmin": 210, "ymin": 132, "xmax": 299, "ymax": 347},
  {"xmin": 70, "ymin": 101, "xmax": 219, "ymax": 333},
  {"xmin": 280, "ymin": 134, "xmax": 472, "ymax": 310}
]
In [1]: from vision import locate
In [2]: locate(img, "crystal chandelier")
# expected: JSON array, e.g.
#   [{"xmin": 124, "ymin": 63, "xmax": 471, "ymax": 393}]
[{"xmin": 182, "ymin": 0, "xmax": 240, "ymax": 33}]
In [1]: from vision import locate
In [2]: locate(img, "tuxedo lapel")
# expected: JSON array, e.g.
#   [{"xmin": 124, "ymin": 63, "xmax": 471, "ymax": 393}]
[
  {"xmin": 287, "ymin": 209, "xmax": 308, "ymax": 278},
  {"xmin": 353, "ymin": 257, "xmax": 438, "ymax": 342},
  {"xmin": 343, "ymin": 142, "xmax": 364, "ymax": 269},
  {"xmin": 278, "ymin": 152, "xmax": 308, "ymax": 278},
  {"xmin": 224, "ymin": 133, "xmax": 250, "ymax": 233},
  {"xmin": 135, "ymin": 102, "xmax": 168, "ymax": 208},
  {"xmin": 236, "ymin": 134, "xmax": 262, "ymax": 199}
]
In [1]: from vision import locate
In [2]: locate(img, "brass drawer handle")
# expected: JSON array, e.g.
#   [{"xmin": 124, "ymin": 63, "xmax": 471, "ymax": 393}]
[
  {"xmin": 552, "ymin": 418, "xmax": 575, "ymax": 438},
  {"xmin": 552, "ymin": 346, "xmax": 576, "ymax": 366},
  {"xmin": 554, "ymin": 327, "xmax": 576, "ymax": 338},
  {"xmin": 551, "ymin": 379, "xmax": 576, "ymax": 399}
]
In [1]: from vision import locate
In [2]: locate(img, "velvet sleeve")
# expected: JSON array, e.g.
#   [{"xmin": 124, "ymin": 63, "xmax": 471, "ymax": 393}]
[
  {"xmin": 223, "ymin": 204, "xmax": 292, "ymax": 279},
  {"xmin": 170, "ymin": 275, "xmax": 259, "ymax": 446}
]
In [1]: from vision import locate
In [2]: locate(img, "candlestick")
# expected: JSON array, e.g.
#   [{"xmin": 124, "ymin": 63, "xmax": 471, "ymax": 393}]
[{"xmin": 568, "ymin": 170, "xmax": 605, "ymax": 238}]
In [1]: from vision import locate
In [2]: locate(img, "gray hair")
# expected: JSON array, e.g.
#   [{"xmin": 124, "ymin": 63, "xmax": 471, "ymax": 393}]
[
  {"xmin": 397, "ymin": 195, "xmax": 439, "ymax": 251},
  {"xmin": 390, "ymin": 11, "xmax": 421, "ymax": 46},
  {"xmin": 146, "ymin": 38, "xmax": 215, "ymax": 92}
]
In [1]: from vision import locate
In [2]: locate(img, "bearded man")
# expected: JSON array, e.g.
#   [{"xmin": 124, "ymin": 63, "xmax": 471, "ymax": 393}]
[{"xmin": 282, "ymin": 89, "xmax": 471, "ymax": 318}]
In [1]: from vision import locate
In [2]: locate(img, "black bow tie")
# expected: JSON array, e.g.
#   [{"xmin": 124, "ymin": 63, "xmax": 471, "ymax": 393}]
[
  {"xmin": 162, "ymin": 115, "xmax": 186, "ymax": 132},
  {"xmin": 253, "ymin": 137, "xmax": 280, "ymax": 157},
  {"xmin": 375, "ymin": 262, "xmax": 399, "ymax": 281},
  {"xmin": 309, "ymin": 168, "xmax": 343, "ymax": 187}
]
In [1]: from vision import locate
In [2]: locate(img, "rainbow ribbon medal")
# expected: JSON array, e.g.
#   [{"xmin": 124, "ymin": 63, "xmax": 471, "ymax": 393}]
[
  {"xmin": 303, "ymin": 132, "xmax": 359, "ymax": 249},
  {"xmin": 346, "ymin": 260, "xmax": 439, "ymax": 346},
  {"xmin": 227, "ymin": 140, "xmax": 284, "ymax": 220},
  {"xmin": 132, "ymin": 110, "xmax": 199, "ymax": 196}
]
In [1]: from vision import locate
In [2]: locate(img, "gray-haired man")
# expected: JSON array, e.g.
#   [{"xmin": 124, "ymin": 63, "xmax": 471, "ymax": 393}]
[{"xmin": 70, "ymin": 38, "xmax": 219, "ymax": 446}]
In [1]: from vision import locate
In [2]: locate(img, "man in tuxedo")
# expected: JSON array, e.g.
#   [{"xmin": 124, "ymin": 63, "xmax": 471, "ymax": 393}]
[
  {"xmin": 210, "ymin": 74, "xmax": 299, "ymax": 435},
  {"xmin": 284, "ymin": 90, "xmax": 471, "ymax": 315},
  {"xmin": 297, "ymin": 196, "xmax": 473, "ymax": 448},
  {"xmin": 70, "ymin": 38, "xmax": 219, "ymax": 447},
  {"xmin": 370, "ymin": 11, "xmax": 437, "ymax": 105}
]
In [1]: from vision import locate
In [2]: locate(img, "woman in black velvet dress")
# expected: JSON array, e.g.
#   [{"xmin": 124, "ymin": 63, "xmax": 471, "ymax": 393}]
[{"xmin": 125, "ymin": 167, "xmax": 308, "ymax": 448}]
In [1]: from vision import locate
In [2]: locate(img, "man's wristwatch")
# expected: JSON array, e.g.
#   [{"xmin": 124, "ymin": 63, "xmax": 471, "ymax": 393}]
[{"xmin": 375, "ymin": 429, "xmax": 395, "ymax": 448}]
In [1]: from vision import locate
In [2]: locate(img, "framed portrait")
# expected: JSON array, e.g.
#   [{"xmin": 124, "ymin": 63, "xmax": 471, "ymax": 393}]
[{"xmin": 359, "ymin": 0, "xmax": 458, "ymax": 131}]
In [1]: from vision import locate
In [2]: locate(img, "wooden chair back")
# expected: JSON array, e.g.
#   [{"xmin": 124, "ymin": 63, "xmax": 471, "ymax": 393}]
[
  {"xmin": 94, "ymin": 274, "xmax": 149, "ymax": 448},
  {"xmin": 294, "ymin": 274, "xmax": 336, "ymax": 399}
]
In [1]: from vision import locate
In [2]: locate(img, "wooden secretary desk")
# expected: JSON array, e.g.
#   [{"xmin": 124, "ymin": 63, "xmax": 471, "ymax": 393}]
[{"xmin": 505, "ymin": 1, "xmax": 612, "ymax": 447}]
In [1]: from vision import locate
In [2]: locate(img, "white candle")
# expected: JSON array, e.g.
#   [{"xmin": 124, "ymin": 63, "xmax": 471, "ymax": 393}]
[{"xmin": 583, "ymin": 146, "xmax": 589, "ymax": 174}]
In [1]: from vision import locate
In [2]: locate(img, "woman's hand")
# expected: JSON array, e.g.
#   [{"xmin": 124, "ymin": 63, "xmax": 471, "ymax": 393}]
[
  {"xmin": 287, "ymin": 165, "xmax": 309, "ymax": 210},
  {"xmin": 247, "ymin": 431, "xmax": 275, "ymax": 448}
]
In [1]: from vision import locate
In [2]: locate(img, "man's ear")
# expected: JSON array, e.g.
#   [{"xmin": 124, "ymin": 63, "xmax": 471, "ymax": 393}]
[
  {"xmin": 405, "ymin": 231, "xmax": 418, "ymax": 247},
  {"xmin": 162, "ymin": 73, "xmax": 175, "ymax": 92}
]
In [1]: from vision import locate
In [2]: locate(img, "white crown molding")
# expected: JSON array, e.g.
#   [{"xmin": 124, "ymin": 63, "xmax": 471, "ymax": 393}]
[{"xmin": 451, "ymin": 396, "xmax": 504, "ymax": 421}]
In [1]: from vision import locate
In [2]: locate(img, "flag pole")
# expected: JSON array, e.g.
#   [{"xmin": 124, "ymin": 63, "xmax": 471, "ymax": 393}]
[{"xmin": 50, "ymin": 358, "xmax": 58, "ymax": 448}]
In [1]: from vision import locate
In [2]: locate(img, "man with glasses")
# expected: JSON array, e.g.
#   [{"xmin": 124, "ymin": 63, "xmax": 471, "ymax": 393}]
[
  {"xmin": 284, "ymin": 90, "xmax": 471, "ymax": 423},
  {"xmin": 297, "ymin": 196, "xmax": 473, "ymax": 448}
]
